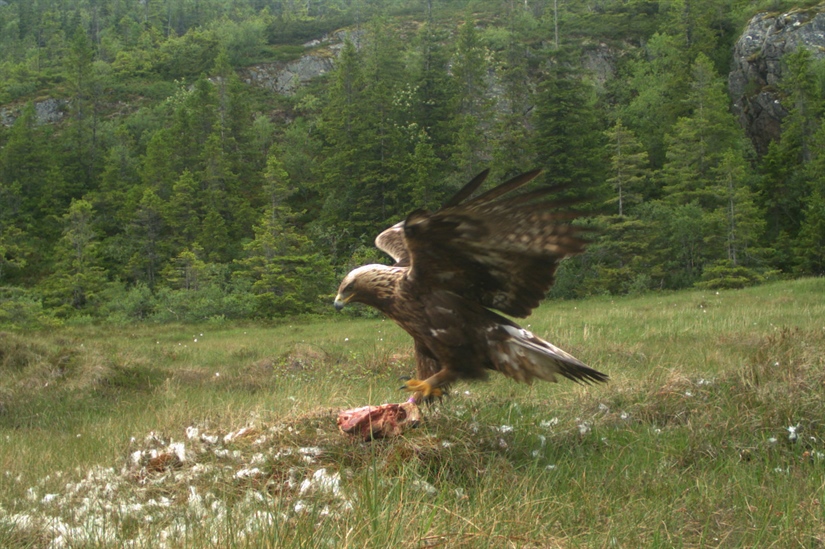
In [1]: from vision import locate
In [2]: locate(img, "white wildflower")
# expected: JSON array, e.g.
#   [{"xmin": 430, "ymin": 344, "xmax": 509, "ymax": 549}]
[
  {"xmin": 788, "ymin": 425, "xmax": 800, "ymax": 442},
  {"xmin": 496, "ymin": 425, "xmax": 514, "ymax": 434},
  {"xmin": 546, "ymin": 464, "xmax": 557, "ymax": 471},
  {"xmin": 201, "ymin": 433, "xmax": 219, "ymax": 444},
  {"xmin": 300, "ymin": 468, "xmax": 342, "ymax": 497},
  {"xmin": 540, "ymin": 417, "xmax": 559, "ymax": 428},
  {"xmin": 620, "ymin": 411, "xmax": 629, "ymax": 420},
  {"xmin": 578, "ymin": 422, "xmax": 591, "ymax": 435},
  {"xmin": 235, "ymin": 468, "xmax": 262, "ymax": 479},
  {"xmin": 169, "ymin": 442, "xmax": 186, "ymax": 462},
  {"xmin": 768, "ymin": 437, "xmax": 777, "ymax": 444},
  {"xmin": 185, "ymin": 426, "xmax": 199, "ymax": 440}
]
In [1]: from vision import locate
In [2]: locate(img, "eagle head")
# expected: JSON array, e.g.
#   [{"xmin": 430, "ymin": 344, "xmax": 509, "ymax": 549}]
[{"xmin": 334, "ymin": 264, "xmax": 399, "ymax": 311}]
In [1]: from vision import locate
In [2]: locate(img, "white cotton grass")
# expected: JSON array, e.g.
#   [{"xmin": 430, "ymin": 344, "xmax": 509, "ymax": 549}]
[{"xmin": 0, "ymin": 421, "xmax": 354, "ymax": 547}]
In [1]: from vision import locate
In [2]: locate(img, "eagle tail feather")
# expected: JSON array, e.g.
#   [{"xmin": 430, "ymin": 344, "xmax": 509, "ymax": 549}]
[{"xmin": 495, "ymin": 325, "xmax": 608, "ymax": 385}]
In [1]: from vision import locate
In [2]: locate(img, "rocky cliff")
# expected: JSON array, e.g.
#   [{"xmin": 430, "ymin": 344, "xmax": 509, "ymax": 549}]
[
  {"xmin": 238, "ymin": 30, "xmax": 362, "ymax": 96},
  {"xmin": 729, "ymin": 5, "xmax": 825, "ymax": 155}
]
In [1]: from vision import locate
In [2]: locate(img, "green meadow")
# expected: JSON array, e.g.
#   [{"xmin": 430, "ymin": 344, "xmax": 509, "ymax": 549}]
[{"xmin": 1, "ymin": 278, "xmax": 824, "ymax": 548}]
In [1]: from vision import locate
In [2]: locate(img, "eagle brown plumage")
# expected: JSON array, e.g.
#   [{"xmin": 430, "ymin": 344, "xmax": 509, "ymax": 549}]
[{"xmin": 333, "ymin": 169, "xmax": 608, "ymax": 402}]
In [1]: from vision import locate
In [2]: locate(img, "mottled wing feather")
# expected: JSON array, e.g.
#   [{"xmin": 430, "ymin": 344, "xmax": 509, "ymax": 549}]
[
  {"xmin": 375, "ymin": 221, "xmax": 410, "ymax": 266},
  {"xmin": 402, "ymin": 171, "xmax": 587, "ymax": 317}
]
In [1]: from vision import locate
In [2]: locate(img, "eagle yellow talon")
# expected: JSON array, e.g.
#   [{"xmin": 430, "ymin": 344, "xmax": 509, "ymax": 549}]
[{"xmin": 401, "ymin": 379, "xmax": 443, "ymax": 402}]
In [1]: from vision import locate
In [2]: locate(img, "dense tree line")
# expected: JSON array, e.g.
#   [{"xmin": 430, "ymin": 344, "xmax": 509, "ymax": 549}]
[{"xmin": 0, "ymin": 0, "xmax": 824, "ymax": 325}]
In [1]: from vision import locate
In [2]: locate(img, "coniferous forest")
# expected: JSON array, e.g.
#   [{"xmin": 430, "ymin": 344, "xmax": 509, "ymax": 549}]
[{"xmin": 0, "ymin": 0, "xmax": 824, "ymax": 326}]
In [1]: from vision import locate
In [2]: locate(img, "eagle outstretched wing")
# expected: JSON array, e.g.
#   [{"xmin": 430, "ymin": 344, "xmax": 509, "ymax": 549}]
[
  {"xmin": 378, "ymin": 169, "xmax": 587, "ymax": 318},
  {"xmin": 336, "ymin": 168, "xmax": 607, "ymax": 406}
]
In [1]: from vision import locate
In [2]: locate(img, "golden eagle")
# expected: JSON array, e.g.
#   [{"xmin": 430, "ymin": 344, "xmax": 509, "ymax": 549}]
[{"xmin": 334, "ymin": 169, "xmax": 607, "ymax": 402}]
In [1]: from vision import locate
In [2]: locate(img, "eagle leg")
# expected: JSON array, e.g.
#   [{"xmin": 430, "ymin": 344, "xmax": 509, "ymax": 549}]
[{"xmin": 401, "ymin": 369, "xmax": 457, "ymax": 404}]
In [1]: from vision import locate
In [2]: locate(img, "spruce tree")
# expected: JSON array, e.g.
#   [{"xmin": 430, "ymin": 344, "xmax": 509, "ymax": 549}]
[
  {"xmin": 659, "ymin": 54, "xmax": 740, "ymax": 209},
  {"xmin": 235, "ymin": 154, "xmax": 333, "ymax": 316},
  {"xmin": 759, "ymin": 48, "xmax": 823, "ymax": 264},
  {"xmin": 0, "ymin": 183, "xmax": 27, "ymax": 283},
  {"xmin": 40, "ymin": 199, "xmax": 108, "ymax": 315},
  {"xmin": 604, "ymin": 119, "xmax": 650, "ymax": 216},
  {"xmin": 451, "ymin": 18, "xmax": 494, "ymax": 179},
  {"xmin": 532, "ymin": 48, "xmax": 606, "ymax": 203},
  {"xmin": 126, "ymin": 188, "xmax": 167, "ymax": 287}
]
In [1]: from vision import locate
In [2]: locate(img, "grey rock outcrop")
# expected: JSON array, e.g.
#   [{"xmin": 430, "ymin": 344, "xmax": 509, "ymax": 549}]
[
  {"xmin": 729, "ymin": 5, "xmax": 825, "ymax": 155},
  {"xmin": 0, "ymin": 98, "xmax": 67, "ymax": 127},
  {"xmin": 242, "ymin": 54, "xmax": 336, "ymax": 96},
  {"xmin": 240, "ymin": 29, "xmax": 363, "ymax": 96}
]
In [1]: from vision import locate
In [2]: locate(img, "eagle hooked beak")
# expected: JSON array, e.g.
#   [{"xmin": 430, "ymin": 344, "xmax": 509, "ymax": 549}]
[{"xmin": 333, "ymin": 294, "xmax": 348, "ymax": 311}]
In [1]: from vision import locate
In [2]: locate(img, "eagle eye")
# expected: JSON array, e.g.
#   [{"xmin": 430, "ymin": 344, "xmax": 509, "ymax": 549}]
[{"xmin": 345, "ymin": 282, "xmax": 355, "ymax": 292}]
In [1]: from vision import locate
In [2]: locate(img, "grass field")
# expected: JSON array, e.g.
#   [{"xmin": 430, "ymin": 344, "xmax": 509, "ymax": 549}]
[{"xmin": 1, "ymin": 278, "xmax": 824, "ymax": 548}]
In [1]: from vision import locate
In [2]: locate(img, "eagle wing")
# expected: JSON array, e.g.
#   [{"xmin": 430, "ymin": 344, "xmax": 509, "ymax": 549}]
[
  {"xmin": 399, "ymin": 170, "xmax": 587, "ymax": 318},
  {"xmin": 375, "ymin": 170, "xmax": 494, "ymax": 267},
  {"xmin": 375, "ymin": 222, "xmax": 409, "ymax": 266}
]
